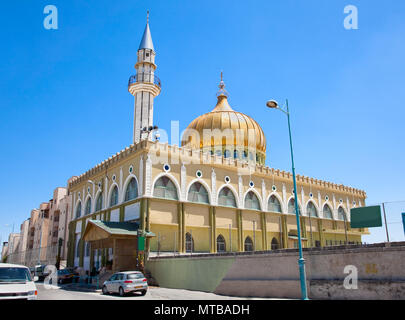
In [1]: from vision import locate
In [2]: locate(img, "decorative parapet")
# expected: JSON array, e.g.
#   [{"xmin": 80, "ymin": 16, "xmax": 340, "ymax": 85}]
[{"xmin": 68, "ymin": 140, "xmax": 366, "ymax": 198}]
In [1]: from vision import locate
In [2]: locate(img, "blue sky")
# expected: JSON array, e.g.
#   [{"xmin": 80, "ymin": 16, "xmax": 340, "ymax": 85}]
[{"xmin": 1, "ymin": 0, "xmax": 404, "ymax": 246}]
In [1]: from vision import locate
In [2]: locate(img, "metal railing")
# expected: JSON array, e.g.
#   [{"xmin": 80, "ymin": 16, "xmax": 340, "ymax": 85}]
[{"xmin": 128, "ymin": 72, "xmax": 161, "ymax": 88}]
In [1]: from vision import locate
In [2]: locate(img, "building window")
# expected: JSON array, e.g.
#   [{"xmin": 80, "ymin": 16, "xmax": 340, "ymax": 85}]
[
  {"xmin": 95, "ymin": 193, "xmax": 103, "ymax": 212},
  {"xmin": 110, "ymin": 186, "xmax": 119, "ymax": 207},
  {"xmin": 75, "ymin": 202, "xmax": 82, "ymax": 219},
  {"xmin": 323, "ymin": 204, "xmax": 333, "ymax": 219},
  {"xmin": 185, "ymin": 232, "xmax": 194, "ymax": 253},
  {"xmin": 153, "ymin": 176, "xmax": 178, "ymax": 200},
  {"xmin": 85, "ymin": 242, "xmax": 90, "ymax": 257},
  {"xmin": 338, "ymin": 207, "xmax": 346, "ymax": 221},
  {"xmin": 76, "ymin": 239, "xmax": 81, "ymax": 258},
  {"xmin": 218, "ymin": 187, "xmax": 237, "ymax": 208},
  {"xmin": 233, "ymin": 150, "xmax": 239, "ymax": 159},
  {"xmin": 244, "ymin": 191, "xmax": 261, "ymax": 210},
  {"xmin": 187, "ymin": 182, "xmax": 209, "ymax": 204},
  {"xmin": 271, "ymin": 237, "xmax": 279, "ymax": 250},
  {"xmin": 124, "ymin": 178, "xmax": 138, "ymax": 202},
  {"xmin": 224, "ymin": 150, "xmax": 231, "ymax": 158},
  {"xmin": 268, "ymin": 195, "xmax": 281, "ymax": 213},
  {"xmin": 288, "ymin": 198, "xmax": 300, "ymax": 215},
  {"xmin": 85, "ymin": 198, "xmax": 92, "ymax": 215},
  {"xmin": 307, "ymin": 201, "xmax": 318, "ymax": 217},
  {"xmin": 244, "ymin": 236, "xmax": 253, "ymax": 252},
  {"xmin": 217, "ymin": 235, "xmax": 226, "ymax": 253}
]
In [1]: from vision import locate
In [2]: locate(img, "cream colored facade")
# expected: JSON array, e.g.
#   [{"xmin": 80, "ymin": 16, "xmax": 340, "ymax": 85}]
[
  {"xmin": 67, "ymin": 140, "xmax": 368, "ymax": 270},
  {"xmin": 66, "ymin": 16, "xmax": 368, "ymax": 272}
]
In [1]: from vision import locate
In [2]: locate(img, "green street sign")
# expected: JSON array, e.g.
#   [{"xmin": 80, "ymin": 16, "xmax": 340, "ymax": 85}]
[
  {"xmin": 350, "ymin": 205, "xmax": 382, "ymax": 228},
  {"xmin": 138, "ymin": 236, "xmax": 145, "ymax": 251}
]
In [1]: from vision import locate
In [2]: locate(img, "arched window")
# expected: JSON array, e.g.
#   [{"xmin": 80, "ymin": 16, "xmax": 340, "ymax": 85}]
[
  {"xmin": 217, "ymin": 235, "xmax": 226, "ymax": 253},
  {"xmin": 268, "ymin": 195, "xmax": 282, "ymax": 213},
  {"xmin": 338, "ymin": 207, "xmax": 346, "ymax": 221},
  {"xmin": 224, "ymin": 150, "xmax": 231, "ymax": 158},
  {"xmin": 187, "ymin": 182, "xmax": 209, "ymax": 204},
  {"xmin": 215, "ymin": 150, "xmax": 222, "ymax": 157},
  {"xmin": 233, "ymin": 150, "xmax": 239, "ymax": 159},
  {"xmin": 124, "ymin": 178, "xmax": 138, "ymax": 202},
  {"xmin": 95, "ymin": 193, "xmax": 103, "ymax": 212},
  {"xmin": 153, "ymin": 176, "xmax": 178, "ymax": 200},
  {"xmin": 85, "ymin": 198, "xmax": 92, "ymax": 215},
  {"xmin": 323, "ymin": 204, "xmax": 333, "ymax": 219},
  {"xmin": 185, "ymin": 232, "xmax": 194, "ymax": 253},
  {"xmin": 244, "ymin": 191, "xmax": 261, "ymax": 210},
  {"xmin": 288, "ymin": 198, "xmax": 300, "ymax": 215},
  {"xmin": 243, "ymin": 151, "xmax": 248, "ymax": 159},
  {"xmin": 218, "ymin": 187, "xmax": 237, "ymax": 208},
  {"xmin": 110, "ymin": 186, "xmax": 119, "ymax": 207},
  {"xmin": 75, "ymin": 202, "xmax": 82, "ymax": 219},
  {"xmin": 307, "ymin": 202, "xmax": 318, "ymax": 217},
  {"xmin": 244, "ymin": 236, "xmax": 253, "ymax": 252},
  {"xmin": 271, "ymin": 237, "xmax": 279, "ymax": 250},
  {"xmin": 85, "ymin": 242, "xmax": 90, "ymax": 257}
]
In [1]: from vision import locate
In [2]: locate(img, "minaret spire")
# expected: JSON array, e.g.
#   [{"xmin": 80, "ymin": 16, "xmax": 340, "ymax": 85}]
[
  {"xmin": 128, "ymin": 12, "xmax": 161, "ymax": 144},
  {"xmin": 139, "ymin": 11, "xmax": 154, "ymax": 51}
]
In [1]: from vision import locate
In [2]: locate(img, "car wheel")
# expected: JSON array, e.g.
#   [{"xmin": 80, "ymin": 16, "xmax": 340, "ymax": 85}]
[
  {"xmin": 140, "ymin": 290, "xmax": 147, "ymax": 296},
  {"xmin": 119, "ymin": 287, "xmax": 125, "ymax": 297},
  {"xmin": 102, "ymin": 286, "xmax": 109, "ymax": 295}
]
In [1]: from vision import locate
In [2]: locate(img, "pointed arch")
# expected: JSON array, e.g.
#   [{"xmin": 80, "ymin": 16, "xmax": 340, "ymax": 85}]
[
  {"xmin": 244, "ymin": 236, "xmax": 253, "ymax": 252},
  {"xmin": 185, "ymin": 232, "xmax": 194, "ymax": 253},
  {"xmin": 84, "ymin": 195, "xmax": 92, "ymax": 216},
  {"xmin": 153, "ymin": 175, "xmax": 179, "ymax": 200},
  {"xmin": 287, "ymin": 196, "xmax": 302, "ymax": 215},
  {"xmin": 267, "ymin": 193, "xmax": 283, "ymax": 213},
  {"xmin": 216, "ymin": 234, "xmax": 226, "ymax": 252},
  {"xmin": 337, "ymin": 206, "xmax": 347, "ymax": 221},
  {"xmin": 244, "ymin": 190, "xmax": 261, "ymax": 210},
  {"xmin": 75, "ymin": 200, "xmax": 82, "ymax": 219},
  {"xmin": 151, "ymin": 173, "xmax": 181, "ymax": 201},
  {"xmin": 322, "ymin": 203, "xmax": 334, "ymax": 219},
  {"xmin": 122, "ymin": 174, "xmax": 139, "ymax": 203},
  {"xmin": 271, "ymin": 237, "xmax": 279, "ymax": 250},
  {"xmin": 217, "ymin": 185, "xmax": 238, "ymax": 208},
  {"xmin": 108, "ymin": 184, "xmax": 119, "ymax": 207},
  {"xmin": 123, "ymin": 176, "xmax": 139, "ymax": 202},
  {"xmin": 306, "ymin": 200, "xmax": 318, "ymax": 218},
  {"xmin": 187, "ymin": 181, "xmax": 210, "ymax": 204},
  {"xmin": 95, "ymin": 190, "xmax": 103, "ymax": 212}
]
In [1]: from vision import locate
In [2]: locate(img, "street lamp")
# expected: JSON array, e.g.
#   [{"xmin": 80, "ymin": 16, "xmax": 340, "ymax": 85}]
[{"xmin": 266, "ymin": 98, "xmax": 309, "ymax": 300}]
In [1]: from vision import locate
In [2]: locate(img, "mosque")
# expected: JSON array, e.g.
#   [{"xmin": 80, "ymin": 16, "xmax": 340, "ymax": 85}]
[{"xmin": 67, "ymin": 16, "xmax": 368, "ymax": 272}]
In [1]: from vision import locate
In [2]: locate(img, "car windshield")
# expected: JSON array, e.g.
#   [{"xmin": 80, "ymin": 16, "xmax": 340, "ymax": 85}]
[
  {"xmin": 0, "ymin": 267, "xmax": 32, "ymax": 283},
  {"xmin": 127, "ymin": 273, "xmax": 144, "ymax": 280}
]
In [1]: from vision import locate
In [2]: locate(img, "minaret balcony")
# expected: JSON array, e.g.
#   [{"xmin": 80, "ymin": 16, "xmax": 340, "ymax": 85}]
[{"xmin": 128, "ymin": 72, "xmax": 161, "ymax": 89}]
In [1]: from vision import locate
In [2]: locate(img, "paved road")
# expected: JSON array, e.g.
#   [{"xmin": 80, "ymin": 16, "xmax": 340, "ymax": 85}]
[{"xmin": 36, "ymin": 283, "xmax": 271, "ymax": 300}]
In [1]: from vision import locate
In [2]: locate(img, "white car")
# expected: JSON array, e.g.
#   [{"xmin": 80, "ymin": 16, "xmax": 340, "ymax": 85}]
[
  {"xmin": 0, "ymin": 263, "xmax": 38, "ymax": 300},
  {"xmin": 102, "ymin": 271, "xmax": 148, "ymax": 297}
]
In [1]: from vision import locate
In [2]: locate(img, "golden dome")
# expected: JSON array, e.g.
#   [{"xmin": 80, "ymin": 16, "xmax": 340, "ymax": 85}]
[{"xmin": 181, "ymin": 79, "xmax": 266, "ymax": 164}]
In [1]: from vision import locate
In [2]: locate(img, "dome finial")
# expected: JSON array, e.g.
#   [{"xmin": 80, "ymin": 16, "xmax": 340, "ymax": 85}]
[{"xmin": 217, "ymin": 71, "xmax": 228, "ymax": 98}]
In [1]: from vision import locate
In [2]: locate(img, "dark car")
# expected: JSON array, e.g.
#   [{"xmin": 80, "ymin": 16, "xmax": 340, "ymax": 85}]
[{"xmin": 56, "ymin": 269, "xmax": 74, "ymax": 284}]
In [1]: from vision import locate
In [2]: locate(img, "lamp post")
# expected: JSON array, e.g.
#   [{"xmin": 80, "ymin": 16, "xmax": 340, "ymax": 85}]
[{"xmin": 266, "ymin": 99, "xmax": 308, "ymax": 300}]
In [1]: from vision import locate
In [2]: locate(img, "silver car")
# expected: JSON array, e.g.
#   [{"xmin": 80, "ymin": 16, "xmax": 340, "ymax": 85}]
[{"xmin": 102, "ymin": 271, "xmax": 148, "ymax": 297}]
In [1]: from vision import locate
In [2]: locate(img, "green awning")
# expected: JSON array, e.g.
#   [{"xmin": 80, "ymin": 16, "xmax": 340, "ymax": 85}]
[{"xmin": 83, "ymin": 220, "xmax": 155, "ymax": 242}]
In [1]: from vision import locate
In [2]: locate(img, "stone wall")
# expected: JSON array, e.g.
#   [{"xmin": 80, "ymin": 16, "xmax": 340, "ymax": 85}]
[{"xmin": 145, "ymin": 242, "xmax": 405, "ymax": 300}]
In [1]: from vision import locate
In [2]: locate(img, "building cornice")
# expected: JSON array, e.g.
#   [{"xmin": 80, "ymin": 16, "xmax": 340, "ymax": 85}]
[{"xmin": 68, "ymin": 140, "xmax": 367, "ymax": 198}]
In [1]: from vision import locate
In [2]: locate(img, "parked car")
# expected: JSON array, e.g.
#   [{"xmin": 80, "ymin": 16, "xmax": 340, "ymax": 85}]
[
  {"xmin": 102, "ymin": 271, "xmax": 148, "ymax": 297},
  {"xmin": 55, "ymin": 269, "xmax": 75, "ymax": 284},
  {"xmin": 32, "ymin": 264, "xmax": 50, "ymax": 282},
  {"xmin": 0, "ymin": 263, "xmax": 38, "ymax": 300}
]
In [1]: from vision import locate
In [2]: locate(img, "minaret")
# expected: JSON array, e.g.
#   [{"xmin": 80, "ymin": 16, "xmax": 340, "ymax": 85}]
[{"xmin": 128, "ymin": 11, "xmax": 161, "ymax": 144}]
